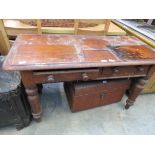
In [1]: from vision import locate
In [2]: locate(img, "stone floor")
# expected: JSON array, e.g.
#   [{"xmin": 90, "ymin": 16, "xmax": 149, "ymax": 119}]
[{"xmin": 0, "ymin": 83, "xmax": 155, "ymax": 135}]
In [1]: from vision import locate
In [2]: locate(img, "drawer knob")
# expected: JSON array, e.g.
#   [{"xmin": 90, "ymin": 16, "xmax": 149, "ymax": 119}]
[
  {"xmin": 113, "ymin": 67, "xmax": 119, "ymax": 73},
  {"xmin": 82, "ymin": 73, "xmax": 89, "ymax": 81},
  {"xmin": 47, "ymin": 75, "xmax": 55, "ymax": 82},
  {"xmin": 137, "ymin": 66, "xmax": 144, "ymax": 72}
]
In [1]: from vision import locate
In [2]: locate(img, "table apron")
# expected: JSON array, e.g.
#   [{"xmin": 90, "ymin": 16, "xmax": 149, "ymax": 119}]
[{"xmin": 32, "ymin": 66, "xmax": 149, "ymax": 84}]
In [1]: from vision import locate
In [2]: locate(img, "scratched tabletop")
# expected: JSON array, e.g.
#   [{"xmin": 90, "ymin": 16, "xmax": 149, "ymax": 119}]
[{"xmin": 3, "ymin": 34, "xmax": 155, "ymax": 71}]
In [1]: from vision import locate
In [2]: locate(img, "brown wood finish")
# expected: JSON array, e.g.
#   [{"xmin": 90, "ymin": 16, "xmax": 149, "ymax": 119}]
[
  {"xmin": 112, "ymin": 20, "xmax": 155, "ymax": 94},
  {"xmin": 125, "ymin": 77, "xmax": 149, "ymax": 109},
  {"xmin": 20, "ymin": 71, "xmax": 42, "ymax": 120},
  {"xmin": 33, "ymin": 69, "xmax": 99, "ymax": 83},
  {"xmin": 3, "ymin": 34, "xmax": 155, "ymax": 120},
  {"xmin": 3, "ymin": 35, "xmax": 155, "ymax": 71},
  {"xmin": 64, "ymin": 79, "xmax": 131, "ymax": 112}
]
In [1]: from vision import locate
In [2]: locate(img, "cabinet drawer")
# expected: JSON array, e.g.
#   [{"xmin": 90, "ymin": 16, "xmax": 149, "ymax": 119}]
[
  {"xmin": 101, "ymin": 66, "xmax": 149, "ymax": 78},
  {"xmin": 33, "ymin": 69, "xmax": 99, "ymax": 83}
]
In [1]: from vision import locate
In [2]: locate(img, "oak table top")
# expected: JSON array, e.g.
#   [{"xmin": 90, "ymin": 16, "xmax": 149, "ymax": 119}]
[{"xmin": 3, "ymin": 34, "xmax": 155, "ymax": 71}]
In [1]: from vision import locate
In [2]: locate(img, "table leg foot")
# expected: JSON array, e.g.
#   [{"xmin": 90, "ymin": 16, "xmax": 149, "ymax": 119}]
[
  {"xmin": 34, "ymin": 118, "xmax": 42, "ymax": 122},
  {"xmin": 32, "ymin": 111, "xmax": 42, "ymax": 122},
  {"xmin": 125, "ymin": 77, "xmax": 148, "ymax": 109},
  {"xmin": 125, "ymin": 99, "xmax": 134, "ymax": 110}
]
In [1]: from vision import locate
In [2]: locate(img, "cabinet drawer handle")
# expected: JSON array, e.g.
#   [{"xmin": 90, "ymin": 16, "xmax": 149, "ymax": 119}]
[
  {"xmin": 47, "ymin": 75, "xmax": 55, "ymax": 82},
  {"xmin": 82, "ymin": 73, "xmax": 89, "ymax": 81},
  {"xmin": 100, "ymin": 93, "xmax": 107, "ymax": 99},
  {"xmin": 113, "ymin": 67, "xmax": 119, "ymax": 73},
  {"xmin": 137, "ymin": 66, "xmax": 144, "ymax": 72}
]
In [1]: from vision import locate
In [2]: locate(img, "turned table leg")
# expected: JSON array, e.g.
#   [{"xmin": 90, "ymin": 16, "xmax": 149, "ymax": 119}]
[
  {"xmin": 25, "ymin": 85, "xmax": 42, "ymax": 121},
  {"xmin": 21, "ymin": 71, "xmax": 42, "ymax": 121},
  {"xmin": 125, "ymin": 77, "xmax": 148, "ymax": 109}
]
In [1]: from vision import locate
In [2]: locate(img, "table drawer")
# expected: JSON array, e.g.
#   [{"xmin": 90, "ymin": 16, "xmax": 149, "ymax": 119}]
[
  {"xmin": 33, "ymin": 69, "xmax": 99, "ymax": 83},
  {"xmin": 101, "ymin": 66, "xmax": 149, "ymax": 78}
]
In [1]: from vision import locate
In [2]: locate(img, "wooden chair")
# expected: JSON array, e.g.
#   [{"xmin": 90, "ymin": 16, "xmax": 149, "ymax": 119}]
[{"xmin": 74, "ymin": 19, "xmax": 111, "ymax": 35}]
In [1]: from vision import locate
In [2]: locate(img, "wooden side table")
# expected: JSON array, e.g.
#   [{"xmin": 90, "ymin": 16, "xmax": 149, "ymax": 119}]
[{"xmin": 3, "ymin": 34, "xmax": 155, "ymax": 121}]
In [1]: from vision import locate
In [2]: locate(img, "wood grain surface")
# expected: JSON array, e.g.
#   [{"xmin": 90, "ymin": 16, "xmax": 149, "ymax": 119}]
[{"xmin": 3, "ymin": 34, "xmax": 155, "ymax": 71}]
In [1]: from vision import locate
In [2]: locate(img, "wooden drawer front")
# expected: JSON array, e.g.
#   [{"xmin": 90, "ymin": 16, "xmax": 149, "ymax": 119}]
[
  {"xmin": 33, "ymin": 69, "xmax": 99, "ymax": 84},
  {"xmin": 135, "ymin": 66, "xmax": 149, "ymax": 75},
  {"xmin": 101, "ymin": 66, "xmax": 149, "ymax": 78}
]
